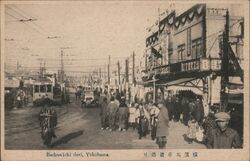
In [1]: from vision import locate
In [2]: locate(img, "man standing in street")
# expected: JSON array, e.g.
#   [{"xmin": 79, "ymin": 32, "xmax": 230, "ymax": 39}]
[
  {"xmin": 155, "ymin": 101, "xmax": 169, "ymax": 149},
  {"xmin": 107, "ymin": 96, "xmax": 119, "ymax": 131},
  {"xmin": 117, "ymin": 97, "xmax": 129, "ymax": 131},
  {"xmin": 207, "ymin": 112, "xmax": 242, "ymax": 149},
  {"xmin": 194, "ymin": 97, "xmax": 204, "ymax": 125},
  {"xmin": 100, "ymin": 97, "xmax": 108, "ymax": 130}
]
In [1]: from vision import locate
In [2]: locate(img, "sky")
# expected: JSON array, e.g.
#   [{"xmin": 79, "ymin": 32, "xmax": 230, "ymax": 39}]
[{"xmin": 4, "ymin": 1, "xmax": 194, "ymax": 75}]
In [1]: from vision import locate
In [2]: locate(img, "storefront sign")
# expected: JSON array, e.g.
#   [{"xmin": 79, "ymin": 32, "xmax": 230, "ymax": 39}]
[
  {"xmin": 155, "ymin": 66, "xmax": 170, "ymax": 74},
  {"xmin": 200, "ymin": 59, "xmax": 210, "ymax": 71},
  {"xmin": 211, "ymin": 59, "xmax": 221, "ymax": 71},
  {"xmin": 181, "ymin": 60, "xmax": 200, "ymax": 72}
]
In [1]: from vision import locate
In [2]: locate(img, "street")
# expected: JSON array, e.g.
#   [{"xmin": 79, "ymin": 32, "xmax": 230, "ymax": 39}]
[{"xmin": 5, "ymin": 94, "xmax": 206, "ymax": 150}]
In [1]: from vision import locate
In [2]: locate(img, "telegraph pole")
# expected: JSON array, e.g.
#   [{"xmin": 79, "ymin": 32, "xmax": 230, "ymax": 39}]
[
  {"xmin": 61, "ymin": 50, "xmax": 64, "ymax": 82},
  {"xmin": 220, "ymin": 9, "xmax": 229, "ymax": 112},
  {"xmin": 125, "ymin": 59, "xmax": 129, "ymax": 101},
  {"xmin": 108, "ymin": 55, "xmax": 110, "ymax": 85},
  {"xmin": 117, "ymin": 61, "xmax": 121, "ymax": 85},
  {"xmin": 132, "ymin": 52, "xmax": 135, "ymax": 85}
]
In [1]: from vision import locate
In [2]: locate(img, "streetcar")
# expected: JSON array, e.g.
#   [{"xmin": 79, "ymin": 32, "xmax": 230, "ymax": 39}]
[{"xmin": 33, "ymin": 79, "xmax": 53, "ymax": 101}]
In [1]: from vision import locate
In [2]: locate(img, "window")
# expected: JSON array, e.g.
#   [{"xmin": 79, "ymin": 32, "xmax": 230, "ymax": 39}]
[
  {"xmin": 47, "ymin": 85, "xmax": 52, "ymax": 92},
  {"xmin": 40, "ymin": 85, "xmax": 46, "ymax": 93},
  {"xmin": 177, "ymin": 44, "xmax": 185, "ymax": 62},
  {"xmin": 192, "ymin": 38, "xmax": 202, "ymax": 59},
  {"xmin": 34, "ymin": 85, "xmax": 39, "ymax": 93}
]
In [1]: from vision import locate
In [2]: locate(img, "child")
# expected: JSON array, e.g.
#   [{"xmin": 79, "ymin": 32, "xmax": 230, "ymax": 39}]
[{"xmin": 187, "ymin": 116, "xmax": 199, "ymax": 144}]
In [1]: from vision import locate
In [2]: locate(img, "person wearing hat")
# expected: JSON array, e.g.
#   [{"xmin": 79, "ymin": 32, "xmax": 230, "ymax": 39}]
[
  {"xmin": 206, "ymin": 112, "xmax": 242, "ymax": 149},
  {"xmin": 155, "ymin": 101, "xmax": 169, "ymax": 149}
]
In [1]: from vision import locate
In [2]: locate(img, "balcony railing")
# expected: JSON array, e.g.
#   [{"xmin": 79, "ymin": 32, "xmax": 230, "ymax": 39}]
[{"xmin": 142, "ymin": 58, "xmax": 223, "ymax": 80}]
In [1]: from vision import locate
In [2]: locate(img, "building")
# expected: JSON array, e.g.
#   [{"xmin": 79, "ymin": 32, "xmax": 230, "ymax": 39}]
[{"xmin": 142, "ymin": 4, "xmax": 244, "ymax": 114}]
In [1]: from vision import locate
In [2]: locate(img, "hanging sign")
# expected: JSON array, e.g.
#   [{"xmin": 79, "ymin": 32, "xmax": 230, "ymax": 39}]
[
  {"xmin": 181, "ymin": 60, "xmax": 200, "ymax": 72},
  {"xmin": 200, "ymin": 59, "xmax": 210, "ymax": 71},
  {"xmin": 211, "ymin": 59, "xmax": 221, "ymax": 71}
]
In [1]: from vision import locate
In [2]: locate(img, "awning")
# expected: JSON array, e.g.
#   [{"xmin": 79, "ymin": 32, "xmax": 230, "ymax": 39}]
[
  {"xmin": 143, "ymin": 79, "xmax": 159, "ymax": 84},
  {"xmin": 156, "ymin": 77, "xmax": 197, "ymax": 86},
  {"xmin": 166, "ymin": 85, "xmax": 203, "ymax": 95},
  {"xmin": 155, "ymin": 77, "xmax": 203, "ymax": 95}
]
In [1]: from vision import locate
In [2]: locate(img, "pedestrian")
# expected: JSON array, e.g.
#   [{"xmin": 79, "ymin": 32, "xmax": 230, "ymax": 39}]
[
  {"xmin": 173, "ymin": 95, "xmax": 181, "ymax": 122},
  {"xmin": 155, "ymin": 101, "xmax": 169, "ymax": 149},
  {"xmin": 149, "ymin": 103, "xmax": 160, "ymax": 140},
  {"xmin": 188, "ymin": 98, "xmax": 196, "ymax": 119},
  {"xmin": 114, "ymin": 94, "xmax": 120, "ymax": 107},
  {"xmin": 194, "ymin": 97, "xmax": 204, "ymax": 125},
  {"xmin": 202, "ymin": 110, "xmax": 217, "ymax": 144},
  {"xmin": 186, "ymin": 116, "xmax": 199, "ymax": 144},
  {"xmin": 117, "ymin": 97, "xmax": 129, "ymax": 131},
  {"xmin": 182, "ymin": 96, "xmax": 189, "ymax": 126},
  {"xmin": 100, "ymin": 97, "xmax": 108, "ymax": 130},
  {"xmin": 165, "ymin": 95, "xmax": 174, "ymax": 121},
  {"xmin": 49, "ymin": 106, "xmax": 57, "ymax": 138},
  {"xmin": 135, "ymin": 103, "xmax": 150, "ymax": 139},
  {"xmin": 128, "ymin": 102, "xmax": 137, "ymax": 129},
  {"xmin": 207, "ymin": 112, "xmax": 242, "ymax": 149},
  {"xmin": 107, "ymin": 96, "xmax": 119, "ymax": 131}
]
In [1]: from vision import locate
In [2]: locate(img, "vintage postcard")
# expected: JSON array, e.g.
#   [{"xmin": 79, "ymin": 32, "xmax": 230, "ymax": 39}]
[{"xmin": 1, "ymin": 0, "xmax": 249, "ymax": 160}]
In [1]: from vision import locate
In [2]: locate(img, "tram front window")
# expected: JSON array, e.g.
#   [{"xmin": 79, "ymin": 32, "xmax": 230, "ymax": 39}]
[
  {"xmin": 47, "ymin": 85, "xmax": 52, "ymax": 92},
  {"xmin": 40, "ymin": 85, "xmax": 46, "ymax": 93},
  {"xmin": 34, "ymin": 85, "xmax": 39, "ymax": 93}
]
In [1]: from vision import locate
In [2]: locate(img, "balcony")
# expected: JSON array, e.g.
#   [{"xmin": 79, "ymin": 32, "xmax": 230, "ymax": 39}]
[{"xmin": 142, "ymin": 58, "xmax": 223, "ymax": 84}]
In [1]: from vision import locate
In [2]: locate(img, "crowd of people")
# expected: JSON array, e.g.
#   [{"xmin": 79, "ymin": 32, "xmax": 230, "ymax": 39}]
[{"xmin": 98, "ymin": 88, "xmax": 242, "ymax": 149}]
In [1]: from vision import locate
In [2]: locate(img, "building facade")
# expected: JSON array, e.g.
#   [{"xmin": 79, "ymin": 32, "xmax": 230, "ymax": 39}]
[{"xmin": 142, "ymin": 4, "xmax": 244, "ymax": 113}]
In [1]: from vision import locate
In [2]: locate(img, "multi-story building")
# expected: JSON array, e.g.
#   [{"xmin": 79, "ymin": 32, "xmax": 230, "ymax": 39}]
[{"xmin": 142, "ymin": 4, "xmax": 244, "ymax": 113}]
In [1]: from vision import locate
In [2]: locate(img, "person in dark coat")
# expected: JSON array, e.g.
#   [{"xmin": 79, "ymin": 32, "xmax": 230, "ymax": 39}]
[
  {"xmin": 194, "ymin": 97, "xmax": 204, "ymax": 125},
  {"xmin": 202, "ymin": 110, "xmax": 217, "ymax": 144},
  {"xmin": 49, "ymin": 106, "xmax": 57, "ymax": 138},
  {"xmin": 188, "ymin": 98, "xmax": 196, "ymax": 120},
  {"xmin": 107, "ymin": 96, "xmax": 119, "ymax": 131},
  {"xmin": 100, "ymin": 97, "xmax": 108, "ymax": 130},
  {"xmin": 173, "ymin": 95, "xmax": 181, "ymax": 122},
  {"xmin": 117, "ymin": 97, "xmax": 129, "ymax": 131},
  {"xmin": 182, "ymin": 97, "xmax": 189, "ymax": 126},
  {"xmin": 165, "ymin": 95, "xmax": 174, "ymax": 121},
  {"xmin": 135, "ymin": 103, "xmax": 150, "ymax": 139},
  {"xmin": 207, "ymin": 112, "xmax": 242, "ymax": 149},
  {"xmin": 156, "ymin": 101, "xmax": 169, "ymax": 149}
]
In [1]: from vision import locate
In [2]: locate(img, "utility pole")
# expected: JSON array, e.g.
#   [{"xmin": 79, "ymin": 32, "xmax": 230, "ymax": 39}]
[
  {"xmin": 108, "ymin": 55, "xmax": 111, "ymax": 85},
  {"xmin": 125, "ymin": 59, "xmax": 129, "ymax": 83},
  {"xmin": 61, "ymin": 50, "xmax": 64, "ymax": 82},
  {"xmin": 125, "ymin": 59, "xmax": 129, "ymax": 101},
  {"xmin": 117, "ymin": 61, "xmax": 121, "ymax": 85},
  {"xmin": 132, "ymin": 52, "xmax": 135, "ymax": 85},
  {"xmin": 220, "ymin": 9, "xmax": 229, "ymax": 112}
]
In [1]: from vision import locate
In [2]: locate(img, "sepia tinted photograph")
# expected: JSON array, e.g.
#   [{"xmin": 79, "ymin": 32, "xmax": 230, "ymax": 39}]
[{"xmin": 1, "ymin": 0, "xmax": 249, "ymax": 160}]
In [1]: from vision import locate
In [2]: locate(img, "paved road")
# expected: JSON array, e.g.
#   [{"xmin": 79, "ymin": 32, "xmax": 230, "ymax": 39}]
[{"xmin": 5, "ymin": 95, "xmax": 206, "ymax": 149}]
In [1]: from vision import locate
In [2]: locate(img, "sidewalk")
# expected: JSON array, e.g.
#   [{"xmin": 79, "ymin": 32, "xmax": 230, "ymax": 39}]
[{"xmin": 131, "ymin": 121, "xmax": 206, "ymax": 149}]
